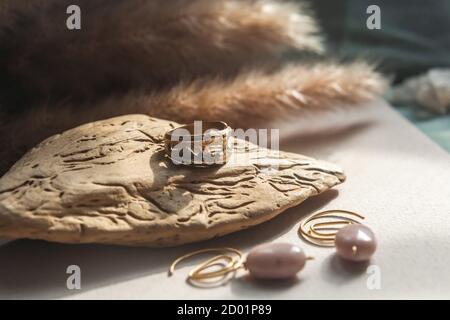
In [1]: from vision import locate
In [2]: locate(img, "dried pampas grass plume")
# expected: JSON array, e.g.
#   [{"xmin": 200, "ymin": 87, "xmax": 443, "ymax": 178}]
[
  {"xmin": 0, "ymin": 0, "xmax": 321, "ymax": 105},
  {"xmin": 0, "ymin": 61, "xmax": 386, "ymax": 174},
  {"xmin": 153, "ymin": 61, "xmax": 388, "ymax": 127}
]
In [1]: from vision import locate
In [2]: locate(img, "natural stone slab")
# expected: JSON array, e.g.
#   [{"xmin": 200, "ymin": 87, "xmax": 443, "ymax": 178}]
[{"xmin": 0, "ymin": 115, "xmax": 345, "ymax": 246}]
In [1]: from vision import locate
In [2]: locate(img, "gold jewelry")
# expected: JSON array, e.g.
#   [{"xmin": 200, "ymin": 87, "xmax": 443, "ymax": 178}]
[
  {"xmin": 299, "ymin": 209, "xmax": 377, "ymax": 262},
  {"xmin": 298, "ymin": 209, "xmax": 365, "ymax": 247},
  {"xmin": 164, "ymin": 121, "xmax": 230, "ymax": 167},
  {"xmin": 168, "ymin": 243, "xmax": 312, "ymax": 287},
  {"xmin": 168, "ymin": 247, "xmax": 243, "ymax": 287}
]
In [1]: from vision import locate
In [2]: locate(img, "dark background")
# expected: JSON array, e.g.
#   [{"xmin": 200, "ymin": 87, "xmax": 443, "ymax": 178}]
[{"xmin": 310, "ymin": 0, "xmax": 450, "ymax": 81}]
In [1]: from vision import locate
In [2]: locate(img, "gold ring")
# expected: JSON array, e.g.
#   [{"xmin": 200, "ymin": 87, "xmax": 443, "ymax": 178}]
[{"xmin": 164, "ymin": 121, "xmax": 231, "ymax": 166}]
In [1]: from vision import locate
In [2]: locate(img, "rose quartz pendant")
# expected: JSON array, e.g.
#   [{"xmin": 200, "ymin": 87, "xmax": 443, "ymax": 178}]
[
  {"xmin": 335, "ymin": 224, "xmax": 377, "ymax": 262},
  {"xmin": 245, "ymin": 243, "xmax": 307, "ymax": 279}
]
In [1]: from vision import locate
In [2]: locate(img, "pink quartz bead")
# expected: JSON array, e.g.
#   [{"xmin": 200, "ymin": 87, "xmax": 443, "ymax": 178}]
[
  {"xmin": 335, "ymin": 224, "xmax": 377, "ymax": 262},
  {"xmin": 245, "ymin": 243, "xmax": 307, "ymax": 279}
]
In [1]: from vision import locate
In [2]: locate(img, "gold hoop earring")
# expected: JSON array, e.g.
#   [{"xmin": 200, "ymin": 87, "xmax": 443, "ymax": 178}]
[
  {"xmin": 168, "ymin": 243, "xmax": 312, "ymax": 287},
  {"xmin": 169, "ymin": 247, "xmax": 243, "ymax": 287},
  {"xmin": 299, "ymin": 210, "xmax": 377, "ymax": 262},
  {"xmin": 299, "ymin": 209, "xmax": 365, "ymax": 247}
]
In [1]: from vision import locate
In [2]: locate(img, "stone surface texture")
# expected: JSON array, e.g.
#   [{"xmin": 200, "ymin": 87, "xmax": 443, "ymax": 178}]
[{"xmin": 0, "ymin": 115, "xmax": 344, "ymax": 246}]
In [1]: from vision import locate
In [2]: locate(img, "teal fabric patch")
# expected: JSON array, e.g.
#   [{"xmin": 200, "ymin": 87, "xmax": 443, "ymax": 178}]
[
  {"xmin": 394, "ymin": 105, "xmax": 450, "ymax": 153},
  {"xmin": 309, "ymin": 0, "xmax": 450, "ymax": 81}
]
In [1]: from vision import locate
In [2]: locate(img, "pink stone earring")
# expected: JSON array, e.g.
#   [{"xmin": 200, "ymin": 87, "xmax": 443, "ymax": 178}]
[
  {"xmin": 169, "ymin": 243, "xmax": 313, "ymax": 286},
  {"xmin": 299, "ymin": 210, "xmax": 377, "ymax": 262}
]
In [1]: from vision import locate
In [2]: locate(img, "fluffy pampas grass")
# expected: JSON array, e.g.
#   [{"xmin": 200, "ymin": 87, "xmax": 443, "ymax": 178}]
[
  {"xmin": 0, "ymin": 0, "xmax": 322, "ymax": 105},
  {"xmin": 0, "ymin": 61, "xmax": 387, "ymax": 173},
  {"xmin": 0, "ymin": 0, "xmax": 388, "ymax": 174}
]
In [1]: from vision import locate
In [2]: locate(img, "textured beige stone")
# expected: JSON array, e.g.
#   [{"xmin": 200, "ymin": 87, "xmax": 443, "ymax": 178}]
[{"xmin": 0, "ymin": 115, "xmax": 345, "ymax": 246}]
